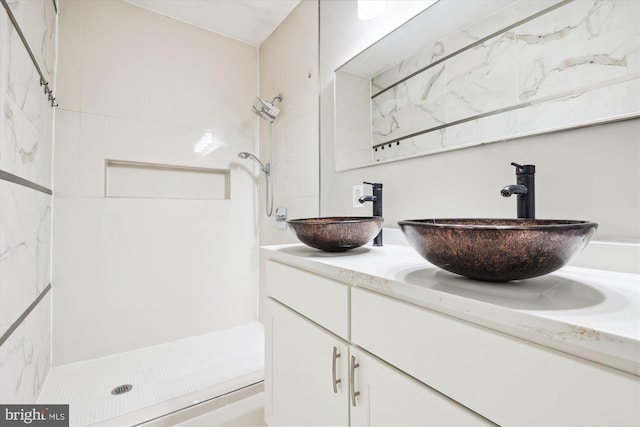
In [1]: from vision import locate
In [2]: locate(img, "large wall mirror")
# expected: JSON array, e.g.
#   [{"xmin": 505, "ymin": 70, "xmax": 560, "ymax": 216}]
[{"xmin": 335, "ymin": 0, "xmax": 639, "ymax": 171}]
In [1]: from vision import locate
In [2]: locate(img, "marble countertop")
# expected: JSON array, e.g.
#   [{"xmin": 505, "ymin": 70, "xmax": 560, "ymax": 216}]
[{"xmin": 261, "ymin": 243, "xmax": 640, "ymax": 376}]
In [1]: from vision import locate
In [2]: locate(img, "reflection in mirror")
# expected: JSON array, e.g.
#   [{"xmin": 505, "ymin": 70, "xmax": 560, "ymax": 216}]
[{"xmin": 335, "ymin": 0, "xmax": 640, "ymax": 171}]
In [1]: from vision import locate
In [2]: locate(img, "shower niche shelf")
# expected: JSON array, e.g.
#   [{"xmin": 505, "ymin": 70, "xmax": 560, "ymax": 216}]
[{"xmin": 105, "ymin": 159, "xmax": 230, "ymax": 200}]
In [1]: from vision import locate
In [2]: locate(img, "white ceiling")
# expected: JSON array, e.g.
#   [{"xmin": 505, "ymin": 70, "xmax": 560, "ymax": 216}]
[{"xmin": 125, "ymin": 0, "xmax": 301, "ymax": 46}]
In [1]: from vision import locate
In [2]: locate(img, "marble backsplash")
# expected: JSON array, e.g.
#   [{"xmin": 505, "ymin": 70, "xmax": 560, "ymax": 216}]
[
  {"xmin": 0, "ymin": 0, "xmax": 56, "ymax": 405},
  {"xmin": 369, "ymin": 0, "xmax": 639, "ymax": 163}
]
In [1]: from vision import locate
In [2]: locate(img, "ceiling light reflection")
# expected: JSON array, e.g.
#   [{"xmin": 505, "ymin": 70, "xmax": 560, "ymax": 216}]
[
  {"xmin": 358, "ymin": 0, "xmax": 387, "ymax": 20},
  {"xmin": 194, "ymin": 131, "xmax": 227, "ymax": 157}
]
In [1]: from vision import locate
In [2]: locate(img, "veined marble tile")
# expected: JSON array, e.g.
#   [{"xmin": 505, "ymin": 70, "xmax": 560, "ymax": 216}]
[
  {"xmin": 5, "ymin": 0, "xmax": 57, "ymax": 83},
  {"xmin": 444, "ymin": 77, "xmax": 640, "ymax": 149},
  {"xmin": 512, "ymin": 0, "xmax": 566, "ymax": 22},
  {"xmin": 445, "ymin": 31, "xmax": 517, "ymax": 124},
  {"xmin": 372, "ymin": 64, "xmax": 447, "ymax": 145},
  {"xmin": 0, "ymin": 180, "xmax": 51, "ymax": 338},
  {"xmin": 1, "ymin": 96, "xmax": 53, "ymax": 188},
  {"xmin": 516, "ymin": 0, "xmax": 639, "ymax": 102},
  {"xmin": 0, "ymin": 10, "xmax": 7, "ymax": 160},
  {"xmin": 5, "ymin": 17, "xmax": 43, "ymax": 127},
  {"xmin": 0, "ymin": 9, "xmax": 53, "ymax": 188},
  {"xmin": 510, "ymin": 77, "xmax": 640, "ymax": 138},
  {"xmin": 371, "ymin": 41, "xmax": 448, "ymax": 94},
  {"xmin": 0, "ymin": 291, "xmax": 51, "ymax": 404}
]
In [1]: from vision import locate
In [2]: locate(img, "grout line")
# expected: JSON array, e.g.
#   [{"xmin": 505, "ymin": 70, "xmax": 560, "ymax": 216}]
[
  {"xmin": 0, "ymin": 169, "xmax": 53, "ymax": 195},
  {"xmin": 0, "ymin": 283, "xmax": 52, "ymax": 347}
]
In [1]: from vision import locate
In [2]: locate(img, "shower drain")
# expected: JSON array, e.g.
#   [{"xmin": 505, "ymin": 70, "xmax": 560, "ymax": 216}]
[{"xmin": 111, "ymin": 384, "xmax": 133, "ymax": 396}]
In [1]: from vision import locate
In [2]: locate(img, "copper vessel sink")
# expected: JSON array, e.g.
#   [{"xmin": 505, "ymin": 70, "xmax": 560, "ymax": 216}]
[
  {"xmin": 288, "ymin": 217, "xmax": 383, "ymax": 252},
  {"xmin": 398, "ymin": 219, "xmax": 598, "ymax": 281}
]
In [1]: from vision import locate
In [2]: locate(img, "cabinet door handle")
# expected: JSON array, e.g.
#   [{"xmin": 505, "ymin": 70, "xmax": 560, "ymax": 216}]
[
  {"xmin": 332, "ymin": 346, "xmax": 342, "ymax": 393},
  {"xmin": 350, "ymin": 355, "xmax": 360, "ymax": 407}
]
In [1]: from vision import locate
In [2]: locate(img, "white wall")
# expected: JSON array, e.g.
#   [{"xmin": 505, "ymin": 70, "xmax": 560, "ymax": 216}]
[
  {"xmin": 258, "ymin": 0, "xmax": 319, "ymax": 245},
  {"xmin": 0, "ymin": 0, "xmax": 56, "ymax": 403},
  {"xmin": 53, "ymin": 0, "xmax": 260, "ymax": 364},
  {"xmin": 320, "ymin": 1, "xmax": 639, "ymax": 256}
]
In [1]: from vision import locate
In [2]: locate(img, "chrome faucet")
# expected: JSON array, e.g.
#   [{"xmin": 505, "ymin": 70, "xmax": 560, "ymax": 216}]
[
  {"xmin": 359, "ymin": 181, "xmax": 383, "ymax": 246},
  {"xmin": 501, "ymin": 162, "xmax": 535, "ymax": 219}
]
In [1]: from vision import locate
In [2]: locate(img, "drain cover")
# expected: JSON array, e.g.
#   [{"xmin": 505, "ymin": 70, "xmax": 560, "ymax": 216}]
[{"xmin": 111, "ymin": 384, "xmax": 133, "ymax": 395}]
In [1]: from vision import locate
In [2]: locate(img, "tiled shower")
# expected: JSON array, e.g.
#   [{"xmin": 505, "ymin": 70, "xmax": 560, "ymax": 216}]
[{"xmin": 0, "ymin": 0, "xmax": 319, "ymax": 419}]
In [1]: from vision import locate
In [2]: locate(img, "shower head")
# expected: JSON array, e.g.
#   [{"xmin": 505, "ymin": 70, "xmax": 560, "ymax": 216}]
[
  {"xmin": 238, "ymin": 152, "xmax": 270, "ymax": 174},
  {"xmin": 251, "ymin": 93, "xmax": 283, "ymax": 123}
]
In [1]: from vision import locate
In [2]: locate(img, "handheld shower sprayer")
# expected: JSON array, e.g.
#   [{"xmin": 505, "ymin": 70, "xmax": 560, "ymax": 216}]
[
  {"xmin": 238, "ymin": 151, "xmax": 273, "ymax": 217},
  {"xmin": 238, "ymin": 152, "xmax": 270, "ymax": 175}
]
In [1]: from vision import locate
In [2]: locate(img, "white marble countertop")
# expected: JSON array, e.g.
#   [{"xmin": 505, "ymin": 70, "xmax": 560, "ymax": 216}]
[{"xmin": 261, "ymin": 243, "xmax": 640, "ymax": 376}]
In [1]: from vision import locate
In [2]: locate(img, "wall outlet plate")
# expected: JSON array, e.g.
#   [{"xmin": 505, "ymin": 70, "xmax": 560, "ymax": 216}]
[
  {"xmin": 353, "ymin": 184, "xmax": 364, "ymax": 208},
  {"xmin": 275, "ymin": 207, "xmax": 287, "ymax": 229}
]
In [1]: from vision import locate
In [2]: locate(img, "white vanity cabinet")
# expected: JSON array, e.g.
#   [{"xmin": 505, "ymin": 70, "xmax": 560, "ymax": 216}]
[
  {"xmin": 351, "ymin": 287, "xmax": 640, "ymax": 426},
  {"xmin": 263, "ymin": 260, "xmax": 350, "ymax": 426},
  {"xmin": 264, "ymin": 260, "xmax": 492, "ymax": 426},
  {"xmin": 263, "ymin": 245, "xmax": 640, "ymax": 426},
  {"xmin": 264, "ymin": 298, "xmax": 349, "ymax": 426}
]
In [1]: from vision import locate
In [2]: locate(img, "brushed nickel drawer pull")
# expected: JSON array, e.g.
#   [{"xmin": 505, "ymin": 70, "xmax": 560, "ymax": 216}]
[
  {"xmin": 332, "ymin": 346, "xmax": 342, "ymax": 393},
  {"xmin": 350, "ymin": 355, "xmax": 360, "ymax": 406}
]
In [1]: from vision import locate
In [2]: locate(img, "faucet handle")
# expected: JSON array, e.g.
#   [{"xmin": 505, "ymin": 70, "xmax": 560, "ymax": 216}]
[
  {"xmin": 363, "ymin": 181, "xmax": 383, "ymax": 189},
  {"xmin": 510, "ymin": 162, "xmax": 535, "ymax": 175}
]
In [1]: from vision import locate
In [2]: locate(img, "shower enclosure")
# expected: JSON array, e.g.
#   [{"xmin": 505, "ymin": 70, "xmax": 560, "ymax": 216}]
[{"xmin": 6, "ymin": 0, "xmax": 272, "ymax": 425}]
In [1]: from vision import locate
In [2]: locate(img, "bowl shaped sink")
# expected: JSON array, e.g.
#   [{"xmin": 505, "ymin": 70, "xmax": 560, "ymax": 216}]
[
  {"xmin": 288, "ymin": 217, "xmax": 383, "ymax": 252},
  {"xmin": 398, "ymin": 219, "xmax": 598, "ymax": 281}
]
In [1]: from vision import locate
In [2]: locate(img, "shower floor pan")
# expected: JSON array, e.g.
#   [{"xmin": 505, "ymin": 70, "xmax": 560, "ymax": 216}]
[{"xmin": 37, "ymin": 321, "xmax": 264, "ymax": 427}]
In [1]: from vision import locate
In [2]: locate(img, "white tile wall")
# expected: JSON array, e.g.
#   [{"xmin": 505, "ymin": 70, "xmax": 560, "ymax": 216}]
[
  {"xmin": 53, "ymin": 0, "xmax": 260, "ymax": 364},
  {"xmin": 258, "ymin": 0, "xmax": 319, "ymax": 246}
]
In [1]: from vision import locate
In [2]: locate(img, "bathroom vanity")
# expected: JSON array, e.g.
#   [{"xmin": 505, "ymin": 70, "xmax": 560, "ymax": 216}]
[{"xmin": 261, "ymin": 243, "xmax": 640, "ymax": 426}]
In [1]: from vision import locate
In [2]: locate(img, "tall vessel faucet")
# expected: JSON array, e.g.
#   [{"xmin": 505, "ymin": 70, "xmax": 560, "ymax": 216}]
[
  {"xmin": 501, "ymin": 162, "xmax": 535, "ymax": 219},
  {"xmin": 359, "ymin": 181, "xmax": 383, "ymax": 246}
]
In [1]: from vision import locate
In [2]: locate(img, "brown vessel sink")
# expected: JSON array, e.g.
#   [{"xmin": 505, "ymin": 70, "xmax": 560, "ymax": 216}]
[
  {"xmin": 398, "ymin": 219, "xmax": 598, "ymax": 281},
  {"xmin": 287, "ymin": 217, "xmax": 383, "ymax": 252}
]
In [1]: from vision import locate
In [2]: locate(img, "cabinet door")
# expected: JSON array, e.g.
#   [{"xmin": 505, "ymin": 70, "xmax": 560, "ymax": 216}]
[
  {"xmin": 350, "ymin": 348, "xmax": 493, "ymax": 426},
  {"xmin": 265, "ymin": 298, "xmax": 349, "ymax": 426},
  {"xmin": 352, "ymin": 288, "xmax": 640, "ymax": 425}
]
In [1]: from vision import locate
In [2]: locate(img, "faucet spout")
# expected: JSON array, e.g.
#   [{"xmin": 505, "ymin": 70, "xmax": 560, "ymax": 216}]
[
  {"xmin": 501, "ymin": 184, "xmax": 528, "ymax": 198},
  {"xmin": 358, "ymin": 195, "xmax": 377, "ymax": 203}
]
